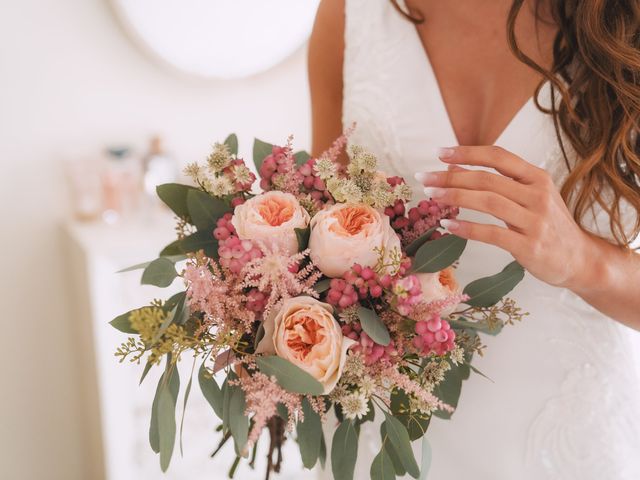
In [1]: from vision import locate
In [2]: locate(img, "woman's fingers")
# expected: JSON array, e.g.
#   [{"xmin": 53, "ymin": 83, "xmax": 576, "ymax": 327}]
[
  {"xmin": 437, "ymin": 146, "xmax": 548, "ymax": 185},
  {"xmin": 415, "ymin": 169, "xmax": 536, "ymax": 207},
  {"xmin": 440, "ymin": 218, "xmax": 526, "ymax": 254},
  {"xmin": 423, "ymin": 186, "xmax": 535, "ymax": 230}
]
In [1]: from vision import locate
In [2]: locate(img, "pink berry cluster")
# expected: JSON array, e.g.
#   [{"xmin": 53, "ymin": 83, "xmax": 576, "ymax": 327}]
[
  {"xmin": 342, "ymin": 323, "xmax": 399, "ymax": 365},
  {"xmin": 326, "ymin": 264, "xmax": 390, "ymax": 308},
  {"xmin": 391, "ymin": 275, "xmax": 423, "ymax": 316},
  {"xmin": 214, "ymin": 213, "xmax": 263, "ymax": 274},
  {"xmin": 258, "ymin": 146, "xmax": 299, "ymax": 191},
  {"xmin": 385, "ymin": 196, "xmax": 460, "ymax": 246},
  {"xmin": 413, "ymin": 315, "xmax": 456, "ymax": 356},
  {"xmin": 298, "ymin": 158, "xmax": 333, "ymax": 208}
]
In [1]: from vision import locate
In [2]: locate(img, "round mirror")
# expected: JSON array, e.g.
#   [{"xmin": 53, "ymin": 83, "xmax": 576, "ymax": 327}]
[{"xmin": 110, "ymin": 0, "xmax": 320, "ymax": 79}]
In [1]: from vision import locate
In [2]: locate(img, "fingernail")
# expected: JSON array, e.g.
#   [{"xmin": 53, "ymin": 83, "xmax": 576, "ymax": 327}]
[
  {"xmin": 440, "ymin": 219, "xmax": 460, "ymax": 232},
  {"xmin": 414, "ymin": 172, "xmax": 438, "ymax": 185},
  {"xmin": 423, "ymin": 187, "xmax": 446, "ymax": 199},
  {"xmin": 437, "ymin": 147, "xmax": 456, "ymax": 159}
]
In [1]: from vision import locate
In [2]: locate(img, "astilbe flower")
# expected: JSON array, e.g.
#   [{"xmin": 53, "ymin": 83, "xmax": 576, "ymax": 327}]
[
  {"xmin": 412, "ymin": 292, "xmax": 470, "ymax": 320},
  {"xmin": 233, "ymin": 371, "xmax": 302, "ymax": 448},
  {"xmin": 377, "ymin": 363, "xmax": 454, "ymax": 414},
  {"xmin": 240, "ymin": 244, "xmax": 322, "ymax": 318}
]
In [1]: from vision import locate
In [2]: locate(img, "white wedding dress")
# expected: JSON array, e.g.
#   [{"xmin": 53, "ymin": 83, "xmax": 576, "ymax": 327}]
[{"xmin": 320, "ymin": 1, "xmax": 640, "ymax": 479}]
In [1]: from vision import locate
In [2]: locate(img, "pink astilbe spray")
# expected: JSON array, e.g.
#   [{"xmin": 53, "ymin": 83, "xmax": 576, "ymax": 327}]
[
  {"xmin": 316, "ymin": 123, "xmax": 355, "ymax": 165},
  {"xmin": 379, "ymin": 364, "xmax": 454, "ymax": 414},
  {"xmin": 240, "ymin": 244, "xmax": 322, "ymax": 319},
  {"xmin": 183, "ymin": 261, "xmax": 228, "ymax": 321},
  {"xmin": 233, "ymin": 371, "xmax": 302, "ymax": 448},
  {"xmin": 413, "ymin": 293, "xmax": 470, "ymax": 319}
]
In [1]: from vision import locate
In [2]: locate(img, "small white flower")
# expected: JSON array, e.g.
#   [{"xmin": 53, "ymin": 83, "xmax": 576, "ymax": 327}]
[
  {"xmin": 450, "ymin": 345, "xmax": 465, "ymax": 366},
  {"xmin": 341, "ymin": 391, "xmax": 369, "ymax": 420},
  {"xmin": 208, "ymin": 176, "xmax": 234, "ymax": 197}
]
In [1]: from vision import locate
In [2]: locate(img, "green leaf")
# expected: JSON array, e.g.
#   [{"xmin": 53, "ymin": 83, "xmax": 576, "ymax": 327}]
[
  {"xmin": 164, "ymin": 291, "xmax": 189, "ymax": 325},
  {"xmin": 276, "ymin": 402, "xmax": 289, "ymax": 423},
  {"xmin": 432, "ymin": 360, "xmax": 469, "ymax": 420},
  {"xmin": 297, "ymin": 398, "xmax": 322, "ymax": 469},
  {"xmin": 319, "ymin": 433, "xmax": 327, "ymax": 469},
  {"xmin": 179, "ymin": 230, "xmax": 219, "ymax": 258},
  {"xmin": 139, "ymin": 361, "xmax": 154, "ymax": 385},
  {"xmin": 405, "ymin": 227, "xmax": 437, "ymax": 257},
  {"xmin": 159, "ymin": 239, "xmax": 183, "ymax": 256},
  {"xmin": 382, "ymin": 423, "xmax": 406, "ymax": 476},
  {"xmin": 313, "ymin": 278, "xmax": 331, "ymax": 294},
  {"xmin": 419, "ymin": 437, "xmax": 432, "ymax": 480},
  {"xmin": 256, "ymin": 356, "xmax": 324, "ymax": 395},
  {"xmin": 229, "ymin": 385, "xmax": 249, "ymax": 457},
  {"xmin": 158, "ymin": 368, "xmax": 179, "ymax": 472},
  {"xmin": 331, "ymin": 420, "xmax": 359, "ymax": 480},
  {"xmin": 294, "ymin": 150, "xmax": 311, "ymax": 166},
  {"xmin": 253, "ymin": 138, "xmax": 274, "ymax": 172},
  {"xmin": 224, "ymin": 133, "xmax": 238, "ymax": 156},
  {"xmin": 390, "ymin": 389, "xmax": 431, "ymax": 441},
  {"xmin": 370, "ymin": 447, "xmax": 395, "ymax": 480},
  {"xmin": 179, "ymin": 370, "xmax": 193, "ymax": 456},
  {"xmin": 412, "ymin": 234, "xmax": 467, "ymax": 273},
  {"xmin": 222, "ymin": 377, "xmax": 231, "ymax": 432},
  {"xmin": 199, "ymin": 363, "xmax": 224, "ymax": 419},
  {"xmin": 449, "ymin": 317, "xmax": 504, "ymax": 335},
  {"xmin": 156, "ymin": 183, "xmax": 200, "ymax": 220},
  {"xmin": 117, "ymin": 255, "xmax": 186, "ymax": 273},
  {"xmin": 295, "ymin": 226, "xmax": 310, "ymax": 251},
  {"xmin": 463, "ymin": 261, "xmax": 525, "ymax": 307},
  {"xmin": 357, "ymin": 306, "xmax": 390, "ymax": 346},
  {"xmin": 186, "ymin": 189, "xmax": 231, "ymax": 231},
  {"xmin": 383, "ymin": 413, "xmax": 420, "ymax": 478},
  {"xmin": 141, "ymin": 257, "xmax": 178, "ymax": 288},
  {"xmin": 109, "ymin": 310, "xmax": 138, "ymax": 334}
]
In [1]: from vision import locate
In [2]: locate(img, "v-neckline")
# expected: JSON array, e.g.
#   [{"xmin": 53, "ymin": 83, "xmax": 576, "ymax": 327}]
[{"xmin": 406, "ymin": 18, "xmax": 537, "ymax": 147}]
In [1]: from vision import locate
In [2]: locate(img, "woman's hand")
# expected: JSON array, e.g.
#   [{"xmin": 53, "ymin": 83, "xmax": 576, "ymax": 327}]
[{"xmin": 415, "ymin": 146, "xmax": 597, "ymax": 290}]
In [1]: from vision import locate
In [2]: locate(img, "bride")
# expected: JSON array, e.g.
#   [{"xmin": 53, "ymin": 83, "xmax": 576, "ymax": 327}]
[{"xmin": 308, "ymin": 0, "xmax": 640, "ymax": 478}]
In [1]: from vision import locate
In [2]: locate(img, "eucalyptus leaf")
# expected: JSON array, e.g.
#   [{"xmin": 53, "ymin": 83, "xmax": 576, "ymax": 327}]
[
  {"xmin": 164, "ymin": 291, "xmax": 189, "ymax": 325},
  {"xmin": 419, "ymin": 437, "xmax": 432, "ymax": 480},
  {"xmin": 319, "ymin": 433, "xmax": 327, "ymax": 469},
  {"xmin": 159, "ymin": 239, "xmax": 183, "ymax": 257},
  {"xmin": 357, "ymin": 306, "xmax": 390, "ymax": 346},
  {"xmin": 117, "ymin": 255, "xmax": 186, "ymax": 273},
  {"xmin": 432, "ymin": 360, "xmax": 469, "ymax": 420},
  {"xmin": 277, "ymin": 403, "xmax": 289, "ymax": 423},
  {"xmin": 463, "ymin": 261, "xmax": 525, "ymax": 307},
  {"xmin": 253, "ymin": 138, "xmax": 274, "ymax": 172},
  {"xmin": 186, "ymin": 189, "xmax": 231, "ymax": 231},
  {"xmin": 411, "ymin": 234, "xmax": 467, "ymax": 273},
  {"xmin": 383, "ymin": 413, "xmax": 420, "ymax": 478},
  {"xmin": 448, "ymin": 317, "xmax": 504, "ymax": 335},
  {"xmin": 150, "ymin": 364, "xmax": 180, "ymax": 471},
  {"xmin": 390, "ymin": 389, "xmax": 430, "ymax": 441},
  {"xmin": 179, "ymin": 372, "xmax": 193, "ymax": 456},
  {"xmin": 405, "ymin": 227, "xmax": 437, "ymax": 257},
  {"xmin": 371, "ymin": 447, "xmax": 396, "ymax": 480},
  {"xmin": 297, "ymin": 397, "xmax": 322, "ymax": 469},
  {"xmin": 139, "ymin": 361, "xmax": 154, "ymax": 385},
  {"xmin": 179, "ymin": 230, "xmax": 219, "ymax": 258},
  {"xmin": 295, "ymin": 226, "xmax": 311, "ymax": 251},
  {"xmin": 256, "ymin": 356, "xmax": 324, "ymax": 395},
  {"xmin": 222, "ymin": 377, "xmax": 231, "ymax": 432},
  {"xmin": 198, "ymin": 363, "xmax": 224, "ymax": 419},
  {"xmin": 141, "ymin": 257, "xmax": 178, "ymax": 288},
  {"xmin": 294, "ymin": 150, "xmax": 311, "ymax": 166},
  {"xmin": 382, "ymin": 423, "xmax": 406, "ymax": 476},
  {"xmin": 313, "ymin": 278, "xmax": 331, "ymax": 294},
  {"xmin": 331, "ymin": 420, "xmax": 359, "ymax": 480},
  {"xmin": 156, "ymin": 183, "xmax": 200, "ymax": 220},
  {"xmin": 229, "ymin": 385, "xmax": 249, "ymax": 457},
  {"xmin": 224, "ymin": 133, "xmax": 238, "ymax": 156},
  {"xmin": 109, "ymin": 310, "xmax": 138, "ymax": 334}
]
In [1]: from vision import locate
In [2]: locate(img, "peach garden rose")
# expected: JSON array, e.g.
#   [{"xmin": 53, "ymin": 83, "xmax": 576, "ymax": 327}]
[
  {"xmin": 255, "ymin": 296, "xmax": 355, "ymax": 394},
  {"xmin": 231, "ymin": 191, "xmax": 310, "ymax": 255},
  {"xmin": 417, "ymin": 266, "xmax": 463, "ymax": 316},
  {"xmin": 308, "ymin": 203, "xmax": 401, "ymax": 278}
]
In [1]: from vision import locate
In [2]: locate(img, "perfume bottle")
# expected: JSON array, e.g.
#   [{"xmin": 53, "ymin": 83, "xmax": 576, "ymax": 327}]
[
  {"xmin": 101, "ymin": 146, "xmax": 141, "ymax": 224},
  {"xmin": 142, "ymin": 136, "xmax": 178, "ymax": 202}
]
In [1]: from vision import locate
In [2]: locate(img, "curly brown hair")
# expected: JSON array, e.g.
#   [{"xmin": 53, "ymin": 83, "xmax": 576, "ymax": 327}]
[{"xmin": 391, "ymin": 0, "xmax": 640, "ymax": 247}]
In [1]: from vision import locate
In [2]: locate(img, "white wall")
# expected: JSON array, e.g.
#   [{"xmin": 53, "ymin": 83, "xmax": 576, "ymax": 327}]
[{"xmin": 0, "ymin": 1, "xmax": 311, "ymax": 479}]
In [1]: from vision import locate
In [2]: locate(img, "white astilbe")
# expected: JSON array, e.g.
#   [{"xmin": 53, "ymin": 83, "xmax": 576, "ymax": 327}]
[{"xmin": 239, "ymin": 243, "xmax": 322, "ymax": 318}]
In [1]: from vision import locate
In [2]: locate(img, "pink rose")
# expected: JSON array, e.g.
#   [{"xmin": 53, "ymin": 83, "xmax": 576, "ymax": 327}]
[
  {"xmin": 417, "ymin": 267, "xmax": 462, "ymax": 316},
  {"xmin": 256, "ymin": 296, "xmax": 355, "ymax": 394},
  {"xmin": 308, "ymin": 203, "xmax": 401, "ymax": 278},
  {"xmin": 231, "ymin": 191, "xmax": 309, "ymax": 255}
]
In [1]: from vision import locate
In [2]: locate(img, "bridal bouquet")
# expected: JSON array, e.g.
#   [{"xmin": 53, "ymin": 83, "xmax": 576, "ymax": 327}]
[{"xmin": 112, "ymin": 132, "xmax": 527, "ymax": 480}]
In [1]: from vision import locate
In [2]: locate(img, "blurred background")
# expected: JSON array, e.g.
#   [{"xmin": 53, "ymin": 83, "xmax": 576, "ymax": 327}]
[{"xmin": 0, "ymin": 1, "xmax": 320, "ymax": 479}]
